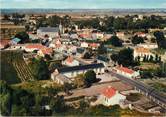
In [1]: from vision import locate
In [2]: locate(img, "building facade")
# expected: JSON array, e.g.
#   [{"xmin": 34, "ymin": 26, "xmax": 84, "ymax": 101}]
[{"xmin": 53, "ymin": 63, "xmax": 105, "ymax": 78}]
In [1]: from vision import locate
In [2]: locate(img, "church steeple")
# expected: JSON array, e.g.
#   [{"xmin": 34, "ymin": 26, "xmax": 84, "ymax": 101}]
[{"xmin": 59, "ymin": 21, "xmax": 63, "ymax": 34}]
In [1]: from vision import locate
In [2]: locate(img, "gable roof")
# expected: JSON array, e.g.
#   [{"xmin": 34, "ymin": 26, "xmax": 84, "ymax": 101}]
[
  {"xmin": 57, "ymin": 63, "xmax": 104, "ymax": 73},
  {"xmin": 12, "ymin": 38, "xmax": 21, "ymax": 43},
  {"xmin": 0, "ymin": 39, "xmax": 10, "ymax": 47},
  {"xmin": 40, "ymin": 48, "xmax": 53, "ymax": 55},
  {"xmin": 97, "ymin": 55, "xmax": 110, "ymax": 62},
  {"xmin": 65, "ymin": 56, "xmax": 74, "ymax": 63},
  {"xmin": 135, "ymin": 47, "xmax": 150, "ymax": 53},
  {"xmin": 25, "ymin": 44, "xmax": 44, "ymax": 49},
  {"xmin": 116, "ymin": 66, "xmax": 134, "ymax": 74},
  {"xmin": 77, "ymin": 48, "xmax": 85, "ymax": 54},
  {"xmin": 54, "ymin": 74, "xmax": 72, "ymax": 83},
  {"xmin": 102, "ymin": 86, "xmax": 116, "ymax": 98},
  {"xmin": 38, "ymin": 27, "xmax": 59, "ymax": 32}
]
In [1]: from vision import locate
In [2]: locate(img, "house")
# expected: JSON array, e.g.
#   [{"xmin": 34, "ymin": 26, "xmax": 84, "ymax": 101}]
[
  {"xmin": 62, "ymin": 56, "xmax": 79, "ymax": 67},
  {"xmin": 137, "ymin": 43, "xmax": 158, "ymax": 49},
  {"xmin": 0, "ymin": 39, "xmax": 10, "ymax": 49},
  {"xmin": 89, "ymin": 43, "xmax": 99, "ymax": 50},
  {"xmin": 135, "ymin": 32, "xmax": 146, "ymax": 38},
  {"xmin": 10, "ymin": 38, "xmax": 21, "ymax": 45},
  {"xmin": 116, "ymin": 32, "xmax": 125, "ymax": 39},
  {"xmin": 37, "ymin": 27, "xmax": 59, "ymax": 38},
  {"xmin": 99, "ymin": 86, "xmax": 126, "ymax": 106},
  {"xmin": 113, "ymin": 65, "xmax": 140, "ymax": 79},
  {"xmin": 37, "ymin": 47, "xmax": 53, "ymax": 57},
  {"xmin": 97, "ymin": 55, "xmax": 110, "ymax": 67},
  {"xmin": 53, "ymin": 63, "xmax": 105, "ymax": 78},
  {"xmin": 77, "ymin": 28, "xmax": 92, "ymax": 39},
  {"xmin": 76, "ymin": 47, "xmax": 86, "ymax": 57},
  {"xmin": 103, "ymin": 34, "xmax": 113, "ymax": 41},
  {"xmin": 92, "ymin": 31, "xmax": 104, "ymax": 39},
  {"xmin": 70, "ymin": 33, "xmax": 78, "ymax": 39},
  {"xmin": 81, "ymin": 42, "xmax": 89, "ymax": 48},
  {"xmin": 49, "ymin": 39, "xmax": 61, "ymax": 48},
  {"xmin": 134, "ymin": 47, "xmax": 154, "ymax": 61},
  {"xmin": 50, "ymin": 39, "xmax": 66, "ymax": 52},
  {"xmin": 51, "ymin": 73, "xmax": 72, "ymax": 85},
  {"xmin": 10, "ymin": 44, "xmax": 26, "ymax": 50},
  {"xmin": 67, "ymin": 45, "xmax": 77, "ymax": 54},
  {"xmin": 25, "ymin": 44, "xmax": 44, "ymax": 52}
]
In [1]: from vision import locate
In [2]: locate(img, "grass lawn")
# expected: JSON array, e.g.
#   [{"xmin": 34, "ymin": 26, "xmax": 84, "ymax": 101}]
[
  {"xmin": 149, "ymin": 82, "xmax": 166, "ymax": 94},
  {"xmin": 126, "ymin": 93, "xmax": 142, "ymax": 102},
  {"xmin": 139, "ymin": 62, "xmax": 160, "ymax": 70},
  {"xmin": 11, "ymin": 80, "xmax": 63, "ymax": 94},
  {"xmin": 57, "ymin": 104, "xmax": 159, "ymax": 116},
  {"xmin": 151, "ymin": 48, "xmax": 166, "ymax": 55}
]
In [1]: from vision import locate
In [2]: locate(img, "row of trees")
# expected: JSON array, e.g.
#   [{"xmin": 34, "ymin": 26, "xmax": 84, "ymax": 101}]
[
  {"xmin": 142, "ymin": 54, "xmax": 161, "ymax": 63},
  {"xmin": 75, "ymin": 15, "xmax": 166, "ymax": 32},
  {"xmin": 36, "ymin": 15, "xmax": 71, "ymax": 29}
]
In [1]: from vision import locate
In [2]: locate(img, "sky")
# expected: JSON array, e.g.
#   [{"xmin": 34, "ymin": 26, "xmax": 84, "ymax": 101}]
[{"xmin": 1, "ymin": 0, "xmax": 166, "ymax": 9}]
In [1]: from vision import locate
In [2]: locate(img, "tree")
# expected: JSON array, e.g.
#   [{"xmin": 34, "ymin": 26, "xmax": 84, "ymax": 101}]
[
  {"xmin": 117, "ymin": 48, "xmax": 136, "ymax": 67},
  {"xmin": 47, "ymin": 87, "xmax": 57, "ymax": 97},
  {"xmin": 143, "ymin": 55, "xmax": 146, "ymax": 62},
  {"xmin": 50, "ymin": 95, "xmax": 66, "ymax": 113},
  {"xmin": 83, "ymin": 52, "xmax": 93, "ymax": 59},
  {"xmin": 62, "ymin": 83, "xmax": 72, "ymax": 95},
  {"xmin": 131, "ymin": 35, "xmax": 144, "ymax": 45},
  {"xmin": 149, "ymin": 55, "xmax": 154, "ymax": 62},
  {"xmin": 110, "ymin": 48, "xmax": 137, "ymax": 67},
  {"xmin": 0, "ymin": 80, "xmax": 12, "ymax": 116},
  {"xmin": 154, "ymin": 31, "xmax": 166, "ymax": 49},
  {"xmin": 0, "ymin": 93, "xmax": 11, "ymax": 116},
  {"xmin": 3, "ymin": 14, "xmax": 10, "ymax": 20},
  {"xmin": 113, "ymin": 17, "xmax": 126, "ymax": 29},
  {"xmin": 15, "ymin": 31, "xmax": 30, "ymax": 43},
  {"xmin": 11, "ymin": 105, "xmax": 27, "ymax": 116},
  {"xmin": 97, "ymin": 43, "xmax": 107, "ymax": 54},
  {"xmin": 106, "ymin": 36, "xmax": 122, "ymax": 47},
  {"xmin": 30, "ymin": 58, "xmax": 49, "ymax": 80},
  {"xmin": 155, "ymin": 54, "xmax": 159, "ymax": 62},
  {"xmin": 84, "ymin": 70, "xmax": 97, "ymax": 87},
  {"xmin": 110, "ymin": 54, "xmax": 118, "ymax": 63},
  {"xmin": 47, "ymin": 15, "xmax": 61, "ymax": 27}
]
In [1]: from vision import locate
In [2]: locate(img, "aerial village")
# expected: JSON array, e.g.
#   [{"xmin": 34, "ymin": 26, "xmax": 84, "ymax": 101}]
[{"xmin": 0, "ymin": 12, "xmax": 166, "ymax": 116}]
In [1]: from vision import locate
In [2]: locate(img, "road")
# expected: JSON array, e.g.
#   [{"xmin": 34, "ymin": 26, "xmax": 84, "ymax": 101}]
[
  {"xmin": 61, "ymin": 80, "xmax": 133, "ymax": 99},
  {"xmin": 109, "ymin": 71, "xmax": 166, "ymax": 107}
]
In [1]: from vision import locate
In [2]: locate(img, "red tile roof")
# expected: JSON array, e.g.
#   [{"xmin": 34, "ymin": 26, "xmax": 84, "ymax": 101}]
[
  {"xmin": 0, "ymin": 39, "xmax": 10, "ymax": 46},
  {"xmin": 135, "ymin": 47, "xmax": 150, "ymax": 53},
  {"xmin": 66, "ymin": 56, "xmax": 74, "ymax": 63},
  {"xmin": 25, "ymin": 44, "xmax": 44, "ymax": 49},
  {"xmin": 41, "ymin": 48, "xmax": 53, "ymax": 55},
  {"xmin": 117, "ymin": 66, "xmax": 134, "ymax": 74},
  {"xmin": 89, "ymin": 43, "xmax": 99, "ymax": 48},
  {"xmin": 102, "ymin": 86, "xmax": 116, "ymax": 98}
]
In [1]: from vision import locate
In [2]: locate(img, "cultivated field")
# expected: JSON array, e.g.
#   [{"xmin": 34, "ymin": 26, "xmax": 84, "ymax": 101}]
[{"xmin": 1, "ymin": 50, "xmax": 34, "ymax": 84}]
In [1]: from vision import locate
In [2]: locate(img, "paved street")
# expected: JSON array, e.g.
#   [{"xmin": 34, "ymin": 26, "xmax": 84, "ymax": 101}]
[
  {"xmin": 109, "ymin": 71, "xmax": 166, "ymax": 107},
  {"xmin": 97, "ymin": 73, "xmax": 118, "ymax": 82},
  {"xmin": 63, "ymin": 81, "xmax": 133, "ymax": 99}
]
